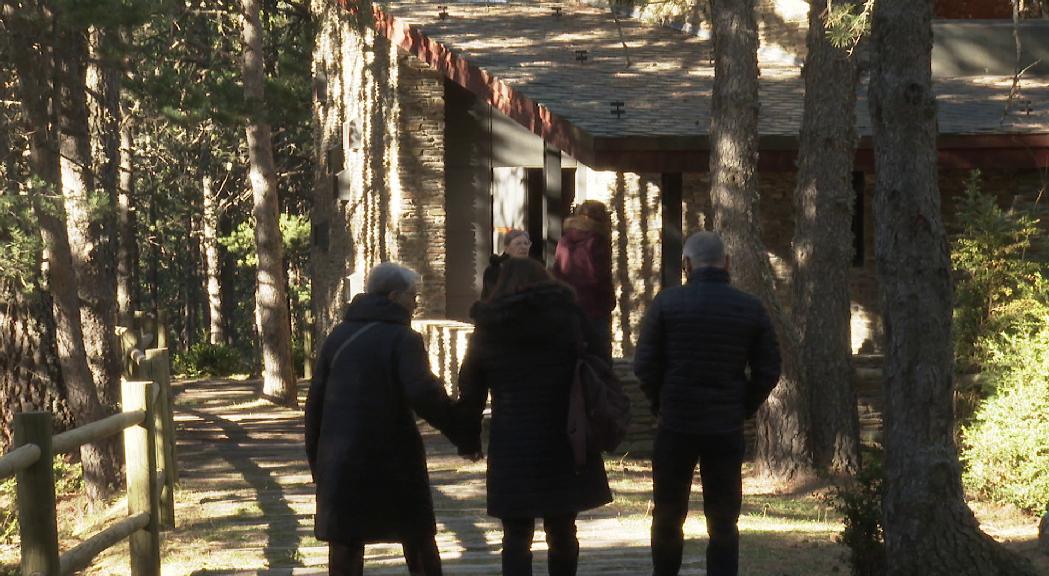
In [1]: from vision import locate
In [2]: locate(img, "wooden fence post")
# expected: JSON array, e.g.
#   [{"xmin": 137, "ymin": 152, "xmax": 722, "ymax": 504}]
[
  {"xmin": 143, "ymin": 348, "xmax": 177, "ymax": 529},
  {"xmin": 122, "ymin": 380, "xmax": 160, "ymax": 576},
  {"xmin": 14, "ymin": 411, "xmax": 60, "ymax": 576}
]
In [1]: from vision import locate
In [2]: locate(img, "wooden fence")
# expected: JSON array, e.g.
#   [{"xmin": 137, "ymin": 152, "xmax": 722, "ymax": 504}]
[{"xmin": 0, "ymin": 349, "xmax": 176, "ymax": 576}]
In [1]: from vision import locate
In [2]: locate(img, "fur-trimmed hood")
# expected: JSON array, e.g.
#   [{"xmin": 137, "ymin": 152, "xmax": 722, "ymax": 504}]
[{"xmin": 472, "ymin": 282, "xmax": 580, "ymax": 347}]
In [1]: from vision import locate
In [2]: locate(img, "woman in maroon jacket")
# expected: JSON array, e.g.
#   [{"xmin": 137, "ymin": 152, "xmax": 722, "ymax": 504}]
[{"xmin": 552, "ymin": 200, "xmax": 615, "ymax": 360}]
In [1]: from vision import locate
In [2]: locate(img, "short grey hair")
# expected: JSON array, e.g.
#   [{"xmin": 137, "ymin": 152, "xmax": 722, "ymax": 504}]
[
  {"xmin": 366, "ymin": 262, "xmax": 420, "ymax": 296},
  {"xmin": 683, "ymin": 231, "xmax": 726, "ymax": 270}
]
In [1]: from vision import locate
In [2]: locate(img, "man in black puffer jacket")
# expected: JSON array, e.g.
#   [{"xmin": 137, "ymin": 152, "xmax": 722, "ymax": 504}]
[{"xmin": 634, "ymin": 231, "xmax": 781, "ymax": 576}]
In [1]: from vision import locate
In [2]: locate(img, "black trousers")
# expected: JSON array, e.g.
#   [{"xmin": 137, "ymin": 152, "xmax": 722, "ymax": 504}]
[
  {"xmin": 501, "ymin": 513, "xmax": 579, "ymax": 576},
  {"xmin": 328, "ymin": 533, "xmax": 442, "ymax": 576},
  {"xmin": 651, "ymin": 427, "xmax": 745, "ymax": 576}
]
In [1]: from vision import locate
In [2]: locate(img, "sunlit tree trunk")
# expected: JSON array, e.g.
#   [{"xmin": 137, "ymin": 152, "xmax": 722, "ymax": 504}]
[
  {"xmin": 116, "ymin": 114, "xmax": 136, "ymax": 324},
  {"xmin": 708, "ymin": 0, "xmax": 815, "ymax": 484},
  {"xmin": 5, "ymin": 1, "xmax": 121, "ymax": 499},
  {"xmin": 201, "ymin": 142, "xmax": 226, "ymax": 345},
  {"xmin": 241, "ymin": 0, "xmax": 298, "ymax": 406},
  {"xmin": 792, "ymin": 0, "xmax": 862, "ymax": 475},
  {"xmin": 869, "ymin": 1, "xmax": 1036, "ymax": 574},
  {"xmin": 56, "ymin": 23, "xmax": 122, "ymax": 411}
]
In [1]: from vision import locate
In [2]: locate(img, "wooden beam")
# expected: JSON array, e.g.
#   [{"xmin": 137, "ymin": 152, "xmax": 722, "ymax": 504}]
[
  {"xmin": 661, "ymin": 173, "xmax": 683, "ymax": 288},
  {"xmin": 0, "ymin": 442, "xmax": 41, "ymax": 481},
  {"xmin": 59, "ymin": 513, "xmax": 149, "ymax": 576},
  {"xmin": 543, "ymin": 141, "xmax": 563, "ymax": 267},
  {"xmin": 51, "ymin": 410, "xmax": 145, "ymax": 455}
]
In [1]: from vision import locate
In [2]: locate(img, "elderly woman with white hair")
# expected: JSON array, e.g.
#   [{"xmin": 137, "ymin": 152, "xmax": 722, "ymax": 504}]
[{"xmin": 305, "ymin": 262, "xmax": 465, "ymax": 576}]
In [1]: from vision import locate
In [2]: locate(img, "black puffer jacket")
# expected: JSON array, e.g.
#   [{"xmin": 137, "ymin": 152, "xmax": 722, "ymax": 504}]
[
  {"xmin": 457, "ymin": 283, "xmax": 613, "ymax": 519},
  {"xmin": 304, "ymin": 293, "xmax": 458, "ymax": 543},
  {"xmin": 633, "ymin": 268, "xmax": 781, "ymax": 435}
]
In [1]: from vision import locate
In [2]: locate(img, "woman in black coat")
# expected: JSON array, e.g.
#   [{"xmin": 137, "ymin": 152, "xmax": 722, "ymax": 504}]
[
  {"xmin": 305, "ymin": 263, "xmax": 462, "ymax": 576},
  {"xmin": 457, "ymin": 258, "xmax": 613, "ymax": 576}
]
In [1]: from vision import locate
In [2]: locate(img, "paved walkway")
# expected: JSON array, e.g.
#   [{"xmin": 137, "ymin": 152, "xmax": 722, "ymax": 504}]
[{"xmin": 172, "ymin": 377, "xmax": 705, "ymax": 575}]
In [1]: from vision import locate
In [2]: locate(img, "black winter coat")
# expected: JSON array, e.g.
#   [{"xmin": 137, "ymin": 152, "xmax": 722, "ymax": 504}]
[
  {"xmin": 304, "ymin": 293, "xmax": 457, "ymax": 543},
  {"xmin": 480, "ymin": 253, "xmax": 510, "ymax": 301},
  {"xmin": 633, "ymin": 267, "xmax": 782, "ymax": 435},
  {"xmin": 457, "ymin": 283, "xmax": 613, "ymax": 519}
]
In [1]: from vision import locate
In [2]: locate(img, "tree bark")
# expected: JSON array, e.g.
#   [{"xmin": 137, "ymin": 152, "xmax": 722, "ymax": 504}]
[
  {"xmin": 201, "ymin": 141, "xmax": 226, "ymax": 345},
  {"xmin": 183, "ymin": 187, "xmax": 201, "ymax": 347},
  {"xmin": 116, "ymin": 113, "xmax": 136, "ymax": 324},
  {"xmin": 5, "ymin": 1, "xmax": 121, "ymax": 499},
  {"xmin": 240, "ymin": 0, "xmax": 298, "ymax": 407},
  {"xmin": 869, "ymin": 1, "xmax": 1036, "ymax": 574},
  {"xmin": 56, "ymin": 23, "xmax": 122, "ymax": 410},
  {"xmin": 792, "ymin": 0, "xmax": 862, "ymax": 475},
  {"xmin": 708, "ymin": 0, "xmax": 814, "ymax": 483},
  {"xmin": 0, "ymin": 289, "xmax": 75, "ymax": 451}
]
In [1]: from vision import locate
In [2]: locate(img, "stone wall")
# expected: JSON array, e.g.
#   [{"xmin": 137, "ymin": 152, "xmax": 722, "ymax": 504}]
[
  {"xmin": 311, "ymin": 12, "xmax": 448, "ymax": 331},
  {"xmin": 396, "ymin": 54, "xmax": 447, "ymax": 317}
]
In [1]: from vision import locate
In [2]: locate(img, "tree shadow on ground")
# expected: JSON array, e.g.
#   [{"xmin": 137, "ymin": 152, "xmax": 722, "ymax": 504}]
[{"xmin": 181, "ymin": 406, "xmax": 305, "ymax": 573}]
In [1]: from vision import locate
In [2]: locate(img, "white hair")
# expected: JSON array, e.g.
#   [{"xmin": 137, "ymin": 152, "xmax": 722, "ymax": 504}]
[
  {"xmin": 366, "ymin": 262, "xmax": 420, "ymax": 296},
  {"xmin": 683, "ymin": 231, "xmax": 726, "ymax": 270}
]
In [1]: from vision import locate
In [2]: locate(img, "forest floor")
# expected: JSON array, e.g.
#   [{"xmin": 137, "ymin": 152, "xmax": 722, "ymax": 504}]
[{"xmin": 1, "ymin": 376, "xmax": 1046, "ymax": 576}]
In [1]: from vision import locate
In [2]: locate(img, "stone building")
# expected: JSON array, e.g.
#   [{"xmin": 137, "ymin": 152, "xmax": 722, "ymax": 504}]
[{"xmin": 310, "ymin": 0, "xmax": 1049, "ymax": 360}]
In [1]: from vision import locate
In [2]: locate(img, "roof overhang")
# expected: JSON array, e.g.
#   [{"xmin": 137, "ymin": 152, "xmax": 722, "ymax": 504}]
[{"xmin": 350, "ymin": 1, "xmax": 1049, "ymax": 173}]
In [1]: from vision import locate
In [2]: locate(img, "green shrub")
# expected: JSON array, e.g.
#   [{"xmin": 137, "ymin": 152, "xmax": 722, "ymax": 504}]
[
  {"xmin": 172, "ymin": 342, "xmax": 243, "ymax": 377},
  {"xmin": 828, "ymin": 452, "xmax": 885, "ymax": 576},
  {"xmin": 962, "ymin": 322, "xmax": 1049, "ymax": 514},
  {"xmin": 951, "ymin": 170, "xmax": 1043, "ymax": 373},
  {"xmin": 0, "ymin": 455, "xmax": 83, "ymax": 548}
]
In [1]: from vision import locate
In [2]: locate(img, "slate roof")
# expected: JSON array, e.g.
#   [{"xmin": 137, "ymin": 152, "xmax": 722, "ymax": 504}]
[{"xmin": 370, "ymin": 0, "xmax": 1049, "ymax": 169}]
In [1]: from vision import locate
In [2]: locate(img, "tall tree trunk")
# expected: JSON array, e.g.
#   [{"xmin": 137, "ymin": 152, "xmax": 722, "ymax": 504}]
[
  {"xmin": 105, "ymin": 27, "xmax": 135, "ymax": 326},
  {"xmin": 708, "ymin": 0, "xmax": 814, "ymax": 483},
  {"xmin": 4, "ymin": 1, "xmax": 121, "ymax": 499},
  {"xmin": 116, "ymin": 114, "xmax": 136, "ymax": 324},
  {"xmin": 201, "ymin": 143, "xmax": 226, "ymax": 345},
  {"xmin": 869, "ymin": 1, "xmax": 1036, "ymax": 574},
  {"xmin": 240, "ymin": 0, "xmax": 298, "ymax": 407},
  {"xmin": 792, "ymin": 0, "xmax": 862, "ymax": 475},
  {"xmin": 0, "ymin": 289, "xmax": 76, "ymax": 451},
  {"xmin": 183, "ymin": 187, "xmax": 201, "ymax": 347},
  {"xmin": 56, "ymin": 23, "xmax": 122, "ymax": 410}
]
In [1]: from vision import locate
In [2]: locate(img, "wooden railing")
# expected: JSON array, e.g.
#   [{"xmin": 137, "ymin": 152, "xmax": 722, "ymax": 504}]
[
  {"xmin": 0, "ymin": 348, "xmax": 177, "ymax": 576},
  {"xmin": 411, "ymin": 319, "xmax": 475, "ymax": 396}
]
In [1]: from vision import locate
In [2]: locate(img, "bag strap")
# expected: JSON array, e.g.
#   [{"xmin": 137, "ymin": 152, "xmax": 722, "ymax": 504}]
[{"xmin": 328, "ymin": 321, "xmax": 379, "ymax": 372}]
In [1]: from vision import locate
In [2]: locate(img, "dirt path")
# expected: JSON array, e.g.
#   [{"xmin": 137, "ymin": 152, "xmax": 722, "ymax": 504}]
[{"xmin": 171, "ymin": 377, "xmax": 705, "ymax": 576}]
